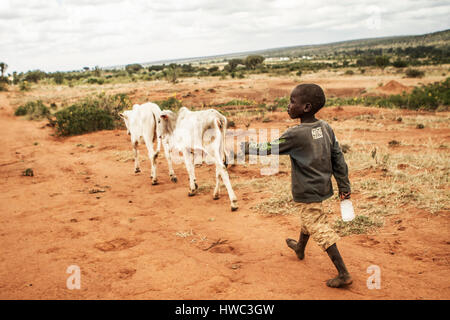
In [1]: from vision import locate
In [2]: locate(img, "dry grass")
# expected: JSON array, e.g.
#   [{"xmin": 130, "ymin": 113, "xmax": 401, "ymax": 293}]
[{"xmin": 241, "ymin": 115, "xmax": 449, "ymax": 236}]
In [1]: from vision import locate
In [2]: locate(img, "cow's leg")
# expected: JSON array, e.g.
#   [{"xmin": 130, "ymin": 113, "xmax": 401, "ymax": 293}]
[
  {"xmin": 213, "ymin": 166, "xmax": 220, "ymax": 200},
  {"xmin": 133, "ymin": 140, "xmax": 140, "ymax": 173},
  {"xmin": 143, "ymin": 134, "xmax": 158, "ymax": 185},
  {"xmin": 162, "ymin": 139, "xmax": 177, "ymax": 183},
  {"xmin": 183, "ymin": 149, "xmax": 198, "ymax": 196},
  {"xmin": 212, "ymin": 141, "xmax": 238, "ymax": 211},
  {"xmin": 216, "ymin": 163, "xmax": 238, "ymax": 211}
]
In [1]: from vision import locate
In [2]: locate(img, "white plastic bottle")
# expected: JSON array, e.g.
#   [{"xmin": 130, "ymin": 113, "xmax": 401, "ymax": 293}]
[{"xmin": 340, "ymin": 199, "xmax": 355, "ymax": 222}]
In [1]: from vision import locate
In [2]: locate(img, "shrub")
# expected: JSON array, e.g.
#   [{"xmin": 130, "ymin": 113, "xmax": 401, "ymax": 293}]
[
  {"xmin": 227, "ymin": 120, "xmax": 236, "ymax": 128},
  {"xmin": 52, "ymin": 72, "xmax": 65, "ymax": 84},
  {"xmin": 273, "ymin": 96, "xmax": 289, "ymax": 110},
  {"xmin": 19, "ymin": 81, "xmax": 31, "ymax": 91},
  {"xmin": 22, "ymin": 168, "xmax": 34, "ymax": 177},
  {"xmin": 405, "ymin": 68, "xmax": 424, "ymax": 78},
  {"xmin": 392, "ymin": 59, "xmax": 408, "ymax": 68},
  {"xmin": 15, "ymin": 100, "xmax": 50, "ymax": 119},
  {"xmin": 0, "ymin": 77, "xmax": 8, "ymax": 91},
  {"xmin": 87, "ymin": 77, "xmax": 105, "ymax": 85},
  {"xmin": 55, "ymin": 104, "xmax": 114, "ymax": 136},
  {"xmin": 344, "ymin": 70, "xmax": 354, "ymax": 75},
  {"xmin": 125, "ymin": 63, "xmax": 143, "ymax": 74},
  {"xmin": 165, "ymin": 66, "xmax": 180, "ymax": 83},
  {"xmin": 244, "ymin": 55, "xmax": 265, "ymax": 69},
  {"xmin": 50, "ymin": 93, "xmax": 131, "ymax": 136},
  {"xmin": 154, "ymin": 96, "xmax": 183, "ymax": 111},
  {"xmin": 375, "ymin": 56, "xmax": 390, "ymax": 69},
  {"xmin": 208, "ymin": 66, "xmax": 219, "ymax": 73},
  {"xmin": 325, "ymin": 77, "xmax": 449, "ymax": 111},
  {"xmin": 24, "ymin": 70, "xmax": 46, "ymax": 83}
]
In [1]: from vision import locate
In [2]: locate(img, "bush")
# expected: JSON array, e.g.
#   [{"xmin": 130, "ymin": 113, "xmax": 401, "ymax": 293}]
[
  {"xmin": 405, "ymin": 68, "xmax": 424, "ymax": 78},
  {"xmin": 0, "ymin": 77, "xmax": 8, "ymax": 91},
  {"xmin": 87, "ymin": 77, "xmax": 105, "ymax": 85},
  {"xmin": 375, "ymin": 56, "xmax": 390, "ymax": 69},
  {"xmin": 273, "ymin": 96, "xmax": 289, "ymax": 110},
  {"xmin": 344, "ymin": 70, "xmax": 354, "ymax": 75},
  {"xmin": 55, "ymin": 104, "xmax": 114, "ymax": 136},
  {"xmin": 392, "ymin": 59, "xmax": 408, "ymax": 68},
  {"xmin": 154, "ymin": 96, "xmax": 183, "ymax": 111},
  {"xmin": 49, "ymin": 93, "xmax": 131, "ymax": 136},
  {"xmin": 52, "ymin": 72, "xmax": 65, "ymax": 84},
  {"xmin": 15, "ymin": 100, "xmax": 50, "ymax": 119},
  {"xmin": 244, "ymin": 55, "xmax": 265, "ymax": 69},
  {"xmin": 22, "ymin": 168, "xmax": 34, "ymax": 177},
  {"xmin": 19, "ymin": 81, "xmax": 31, "ymax": 91},
  {"xmin": 125, "ymin": 64, "xmax": 143, "ymax": 74},
  {"xmin": 24, "ymin": 70, "xmax": 46, "ymax": 83},
  {"xmin": 325, "ymin": 77, "xmax": 449, "ymax": 111},
  {"xmin": 165, "ymin": 66, "xmax": 180, "ymax": 83}
]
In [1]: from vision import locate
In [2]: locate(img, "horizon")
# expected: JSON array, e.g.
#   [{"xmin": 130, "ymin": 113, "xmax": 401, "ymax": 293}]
[{"xmin": 1, "ymin": 0, "xmax": 449, "ymax": 74}]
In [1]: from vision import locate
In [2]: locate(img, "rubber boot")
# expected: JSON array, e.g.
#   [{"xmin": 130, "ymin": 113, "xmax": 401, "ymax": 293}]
[
  {"xmin": 286, "ymin": 232, "xmax": 310, "ymax": 260},
  {"xmin": 325, "ymin": 243, "xmax": 353, "ymax": 288}
]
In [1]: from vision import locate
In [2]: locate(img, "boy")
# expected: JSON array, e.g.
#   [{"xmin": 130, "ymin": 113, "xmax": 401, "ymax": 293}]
[{"xmin": 242, "ymin": 84, "xmax": 352, "ymax": 288}]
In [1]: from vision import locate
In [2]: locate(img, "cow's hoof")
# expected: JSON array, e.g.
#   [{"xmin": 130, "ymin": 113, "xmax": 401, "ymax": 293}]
[
  {"xmin": 213, "ymin": 194, "xmax": 219, "ymax": 200},
  {"xmin": 170, "ymin": 176, "xmax": 178, "ymax": 183},
  {"xmin": 231, "ymin": 205, "xmax": 238, "ymax": 212},
  {"xmin": 135, "ymin": 168, "xmax": 141, "ymax": 173},
  {"xmin": 188, "ymin": 191, "xmax": 196, "ymax": 197},
  {"xmin": 231, "ymin": 201, "xmax": 238, "ymax": 211},
  {"xmin": 151, "ymin": 180, "xmax": 158, "ymax": 185}
]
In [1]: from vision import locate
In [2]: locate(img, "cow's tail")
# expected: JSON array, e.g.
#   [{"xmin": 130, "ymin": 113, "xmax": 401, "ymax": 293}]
[{"xmin": 152, "ymin": 111, "xmax": 161, "ymax": 155}]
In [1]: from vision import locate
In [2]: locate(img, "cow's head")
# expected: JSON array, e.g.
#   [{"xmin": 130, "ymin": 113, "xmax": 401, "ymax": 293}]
[
  {"xmin": 159, "ymin": 110, "xmax": 177, "ymax": 135},
  {"xmin": 119, "ymin": 110, "xmax": 132, "ymax": 135}
]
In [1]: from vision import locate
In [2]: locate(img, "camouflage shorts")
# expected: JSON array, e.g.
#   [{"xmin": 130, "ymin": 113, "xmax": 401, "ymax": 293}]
[{"xmin": 296, "ymin": 202, "xmax": 340, "ymax": 251}]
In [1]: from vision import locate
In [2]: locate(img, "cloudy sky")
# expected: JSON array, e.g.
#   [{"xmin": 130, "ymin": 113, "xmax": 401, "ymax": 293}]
[{"xmin": 1, "ymin": 0, "xmax": 449, "ymax": 73}]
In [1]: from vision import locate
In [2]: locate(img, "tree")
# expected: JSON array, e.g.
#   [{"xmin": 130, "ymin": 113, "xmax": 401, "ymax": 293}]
[
  {"xmin": 0, "ymin": 62, "xmax": 8, "ymax": 77},
  {"xmin": 125, "ymin": 63, "xmax": 143, "ymax": 74},
  {"xmin": 208, "ymin": 66, "xmax": 219, "ymax": 73},
  {"xmin": 225, "ymin": 59, "xmax": 244, "ymax": 72},
  {"xmin": 24, "ymin": 70, "xmax": 46, "ymax": 83},
  {"xmin": 244, "ymin": 55, "xmax": 265, "ymax": 69},
  {"xmin": 93, "ymin": 66, "xmax": 101, "ymax": 77},
  {"xmin": 53, "ymin": 72, "xmax": 65, "ymax": 84},
  {"xmin": 375, "ymin": 56, "xmax": 390, "ymax": 69},
  {"xmin": 165, "ymin": 65, "xmax": 180, "ymax": 83}
]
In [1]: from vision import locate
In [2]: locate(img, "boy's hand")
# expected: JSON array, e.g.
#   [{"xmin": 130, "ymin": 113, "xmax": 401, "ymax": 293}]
[
  {"xmin": 339, "ymin": 192, "xmax": 351, "ymax": 200},
  {"xmin": 240, "ymin": 141, "xmax": 250, "ymax": 155}
]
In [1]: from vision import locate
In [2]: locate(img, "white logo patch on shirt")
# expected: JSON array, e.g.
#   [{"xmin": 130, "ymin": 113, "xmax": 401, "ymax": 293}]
[{"xmin": 311, "ymin": 127, "xmax": 323, "ymax": 140}]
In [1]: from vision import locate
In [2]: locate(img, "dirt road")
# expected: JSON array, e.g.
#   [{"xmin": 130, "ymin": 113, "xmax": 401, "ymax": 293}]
[{"xmin": 0, "ymin": 90, "xmax": 449, "ymax": 300}]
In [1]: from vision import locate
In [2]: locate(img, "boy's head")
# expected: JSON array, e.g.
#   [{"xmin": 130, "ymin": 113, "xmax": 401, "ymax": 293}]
[{"xmin": 287, "ymin": 83, "xmax": 326, "ymax": 119}]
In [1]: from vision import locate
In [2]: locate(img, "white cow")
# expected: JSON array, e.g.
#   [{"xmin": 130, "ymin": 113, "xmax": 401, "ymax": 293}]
[
  {"xmin": 159, "ymin": 107, "xmax": 238, "ymax": 211},
  {"xmin": 119, "ymin": 103, "xmax": 177, "ymax": 185}
]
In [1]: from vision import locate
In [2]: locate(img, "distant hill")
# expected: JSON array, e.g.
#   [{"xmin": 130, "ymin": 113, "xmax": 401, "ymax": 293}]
[{"xmin": 109, "ymin": 29, "xmax": 450, "ymax": 69}]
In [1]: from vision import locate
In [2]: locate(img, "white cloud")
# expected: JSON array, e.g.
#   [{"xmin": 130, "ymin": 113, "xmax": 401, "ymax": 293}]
[{"xmin": 0, "ymin": 0, "xmax": 448, "ymax": 72}]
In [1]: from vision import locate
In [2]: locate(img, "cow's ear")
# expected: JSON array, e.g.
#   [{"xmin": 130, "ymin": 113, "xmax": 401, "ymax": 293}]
[{"xmin": 161, "ymin": 114, "xmax": 168, "ymax": 120}]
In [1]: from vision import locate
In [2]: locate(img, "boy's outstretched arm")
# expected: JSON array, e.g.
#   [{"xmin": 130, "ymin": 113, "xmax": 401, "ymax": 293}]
[
  {"xmin": 241, "ymin": 130, "xmax": 295, "ymax": 156},
  {"xmin": 330, "ymin": 131, "xmax": 351, "ymax": 199}
]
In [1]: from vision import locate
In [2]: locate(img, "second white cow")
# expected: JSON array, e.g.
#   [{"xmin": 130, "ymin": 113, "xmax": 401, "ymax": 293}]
[
  {"xmin": 120, "ymin": 103, "xmax": 177, "ymax": 185},
  {"xmin": 159, "ymin": 107, "xmax": 238, "ymax": 211}
]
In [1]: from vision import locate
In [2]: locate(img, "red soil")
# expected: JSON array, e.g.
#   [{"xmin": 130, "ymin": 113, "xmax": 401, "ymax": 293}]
[{"xmin": 0, "ymin": 86, "xmax": 449, "ymax": 300}]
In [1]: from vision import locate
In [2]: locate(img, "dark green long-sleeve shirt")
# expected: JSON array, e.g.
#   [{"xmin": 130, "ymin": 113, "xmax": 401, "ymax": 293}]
[{"xmin": 248, "ymin": 120, "xmax": 351, "ymax": 203}]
